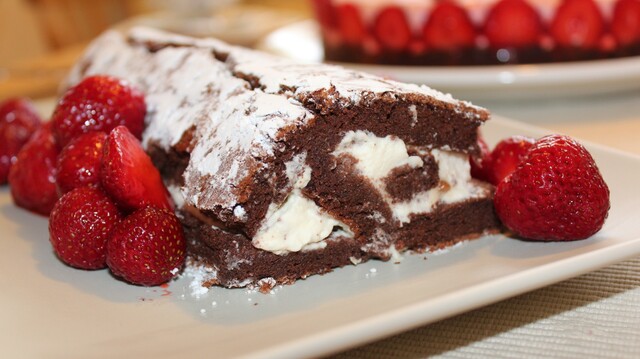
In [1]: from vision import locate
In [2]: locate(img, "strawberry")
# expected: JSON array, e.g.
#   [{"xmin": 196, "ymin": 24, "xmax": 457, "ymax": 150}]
[
  {"xmin": 423, "ymin": 2, "xmax": 476, "ymax": 51},
  {"xmin": 51, "ymin": 75, "xmax": 146, "ymax": 147},
  {"xmin": 550, "ymin": 0, "xmax": 604, "ymax": 49},
  {"xmin": 494, "ymin": 135, "xmax": 610, "ymax": 241},
  {"xmin": 0, "ymin": 98, "xmax": 42, "ymax": 184},
  {"xmin": 8, "ymin": 123, "xmax": 59, "ymax": 216},
  {"xmin": 49, "ymin": 186, "xmax": 122, "ymax": 270},
  {"xmin": 56, "ymin": 131, "xmax": 107, "ymax": 194},
  {"xmin": 611, "ymin": 0, "xmax": 640, "ymax": 47},
  {"xmin": 336, "ymin": 4, "xmax": 367, "ymax": 44},
  {"xmin": 469, "ymin": 134, "xmax": 492, "ymax": 182},
  {"xmin": 101, "ymin": 126, "xmax": 172, "ymax": 212},
  {"xmin": 483, "ymin": 0, "xmax": 543, "ymax": 48},
  {"xmin": 373, "ymin": 6, "xmax": 413, "ymax": 51},
  {"xmin": 487, "ymin": 135, "xmax": 535, "ymax": 185},
  {"xmin": 107, "ymin": 206, "xmax": 186, "ymax": 286},
  {"xmin": 311, "ymin": 0, "xmax": 337, "ymax": 29}
]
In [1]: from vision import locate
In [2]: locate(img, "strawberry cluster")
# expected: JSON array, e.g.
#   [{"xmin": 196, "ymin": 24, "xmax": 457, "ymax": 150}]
[
  {"xmin": 471, "ymin": 133, "xmax": 610, "ymax": 241},
  {"xmin": 313, "ymin": 0, "xmax": 640, "ymax": 64},
  {"xmin": 1, "ymin": 75, "xmax": 185, "ymax": 286}
]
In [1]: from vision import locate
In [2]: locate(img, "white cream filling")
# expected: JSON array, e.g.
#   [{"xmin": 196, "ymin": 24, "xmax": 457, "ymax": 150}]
[
  {"xmin": 333, "ymin": 130, "xmax": 423, "ymax": 180},
  {"xmin": 408, "ymin": 105, "xmax": 418, "ymax": 127},
  {"xmin": 252, "ymin": 189, "xmax": 344, "ymax": 255},
  {"xmin": 391, "ymin": 149, "xmax": 481, "ymax": 223},
  {"xmin": 167, "ymin": 184, "xmax": 186, "ymax": 209},
  {"xmin": 251, "ymin": 131, "xmax": 484, "ymax": 255},
  {"xmin": 252, "ymin": 153, "xmax": 353, "ymax": 255},
  {"xmin": 434, "ymin": 149, "xmax": 478, "ymax": 203},
  {"xmin": 333, "ymin": 130, "xmax": 484, "ymax": 224}
]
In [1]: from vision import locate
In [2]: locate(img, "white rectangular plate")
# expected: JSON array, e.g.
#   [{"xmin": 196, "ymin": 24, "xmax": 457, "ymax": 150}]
[{"xmin": 2, "ymin": 116, "xmax": 639, "ymax": 358}]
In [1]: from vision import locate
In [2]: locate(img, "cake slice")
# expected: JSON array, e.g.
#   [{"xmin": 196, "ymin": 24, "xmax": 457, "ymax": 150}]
[{"xmin": 65, "ymin": 27, "xmax": 501, "ymax": 290}]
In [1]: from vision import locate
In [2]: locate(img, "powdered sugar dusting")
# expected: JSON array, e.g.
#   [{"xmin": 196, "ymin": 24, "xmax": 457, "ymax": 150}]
[
  {"xmin": 428, "ymin": 239, "xmax": 468, "ymax": 256},
  {"xmin": 66, "ymin": 29, "xmax": 316, "ymax": 214},
  {"xmin": 128, "ymin": 27, "xmax": 485, "ymax": 114},
  {"xmin": 66, "ymin": 31, "xmax": 228, "ymax": 150},
  {"xmin": 180, "ymin": 263, "xmax": 217, "ymax": 298},
  {"xmin": 227, "ymin": 44, "xmax": 473, "ymax": 110},
  {"xmin": 184, "ymin": 88, "xmax": 313, "ymax": 210}
]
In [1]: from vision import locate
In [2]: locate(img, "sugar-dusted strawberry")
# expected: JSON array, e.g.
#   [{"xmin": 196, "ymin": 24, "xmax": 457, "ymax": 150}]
[
  {"xmin": 8, "ymin": 123, "xmax": 59, "ymax": 216},
  {"xmin": 550, "ymin": 0, "xmax": 604, "ymax": 49},
  {"xmin": 611, "ymin": 0, "xmax": 640, "ymax": 47},
  {"xmin": 483, "ymin": 0, "xmax": 543, "ymax": 48},
  {"xmin": 336, "ymin": 4, "xmax": 367, "ymax": 44},
  {"xmin": 423, "ymin": 2, "xmax": 476, "ymax": 51},
  {"xmin": 51, "ymin": 75, "xmax": 146, "ymax": 147},
  {"xmin": 101, "ymin": 126, "xmax": 172, "ymax": 212},
  {"xmin": 49, "ymin": 186, "xmax": 122, "ymax": 270},
  {"xmin": 107, "ymin": 206, "xmax": 186, "ymax": 286},
  {"xmin": 0, "ymin": 98, "xmax": 42, "ymax": 184},
  {"xmin": 487, "ymin": 135, "xmax": 535, "ymax": 185},
  {"xmin": 469, "ymin": 133, "xmax": 492, "ymax": 182},
  {"xmin": 494, "ymin": 135, "xmax": 610, "ymax": 241},
  {"xmin": 373, "ymin": 6, "xmax": 413, "ymax": 51},
  {"xmin": 56, "ymin": 131, "xmax": 107, "ymax": 194}
]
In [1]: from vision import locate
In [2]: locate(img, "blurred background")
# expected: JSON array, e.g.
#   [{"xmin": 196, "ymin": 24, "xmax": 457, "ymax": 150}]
[
  {"xmin": 0, "ymin": 0, "xmax": 309, "ymax": 100},
  {"xmin": 3, "ymin": 0, "xmax": 640, "ymax": 126}
]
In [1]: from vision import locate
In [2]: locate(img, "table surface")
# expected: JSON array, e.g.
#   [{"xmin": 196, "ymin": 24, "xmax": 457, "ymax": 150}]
[{"xmin": 4, "ymin": 42, "xmax": 640, "ymax": 359}]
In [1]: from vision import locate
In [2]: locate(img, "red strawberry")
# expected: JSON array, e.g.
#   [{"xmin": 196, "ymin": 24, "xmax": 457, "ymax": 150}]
[
  {"xmin": 101, "ymin": 126, "xmax": 172, "ymax": 212},
  {"xmin": 56, "ymin": 131, "xmax": 107, "ymax": 194},
  {"xmin": 49, "ymin": 186, "xmax": 122, "ymax": 270},
  {"xmin": 8, "ymin": 123, "xmax": 59, "ymax": 216},
  {"xmin": 484, "ymin": 0, "xmax": 543, "ymax": 48},
  {"xmin": 469, "ymin": 134, "xmax": 492, "ymax": 182},
  {"xmin": 0, "ymin": 98, "xmax": 42, "ymax": 184},
  {"xmin": 336, "ymin": 4, "xmax": 367, "ymax": 44},
  {"xmin": 311, "ymin": 0, "xmax": 337, "ymax": 28},
  {"xmin": 373, "ymin": 7, "xmax": 413, "ymax": 51},
  {"xmin": 107, "ymin": 206, "xmax": 186, "ymax": 286},
  {"xmin": 550, "ymin": 0, "xmax": 604, "ymax": 49},
  {"xmin": 487, "ymin": 135, "xmax": 535, "ymax": 185},
  {"xmin": 51, "ymin": 75, "xmax": 146, "ymax": 147},
  {"xmin": 494, "ymin": 135, "xmax": 610, "ymax": 241},
  {"xmin": 611, "ymin": 0, "xmax": 640, "ymax": 46},
  {"xmin": 423, "ymin": 2, "xmax": 476, "ymax": 51}
]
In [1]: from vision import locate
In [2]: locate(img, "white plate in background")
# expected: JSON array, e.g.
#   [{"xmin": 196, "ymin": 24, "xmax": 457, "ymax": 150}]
[
  {"xmin": 256, "ymin": 21, "xmax": 640, "ymax": 102},
  {"xmin": 1, "ymin": 117, "xmax": 639, "ymax": 358}
]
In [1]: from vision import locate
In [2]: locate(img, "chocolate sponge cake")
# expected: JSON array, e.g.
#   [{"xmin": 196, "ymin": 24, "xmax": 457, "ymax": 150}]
[{"xmin": 65, "ymin": 27, "xmax": 501, "ymax": 290}]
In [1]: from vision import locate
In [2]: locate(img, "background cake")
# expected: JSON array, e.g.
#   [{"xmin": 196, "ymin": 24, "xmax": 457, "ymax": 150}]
[
  {"xmin": 65, "ymin": 27, "xmax": 501, "ymax": 290},
  {"xmin": 311, "ymin": 0, "xmax": 640, "ymax": 65}
]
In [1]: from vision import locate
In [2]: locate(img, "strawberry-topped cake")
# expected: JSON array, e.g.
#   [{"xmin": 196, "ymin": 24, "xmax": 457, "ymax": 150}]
[
  {"xmin": 0, "ymin": 27, "xmax": 610, "ymax": 292},
  {"xmin": 311, "ymin": 0, "xmax": 640, "ymax": 65}
]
